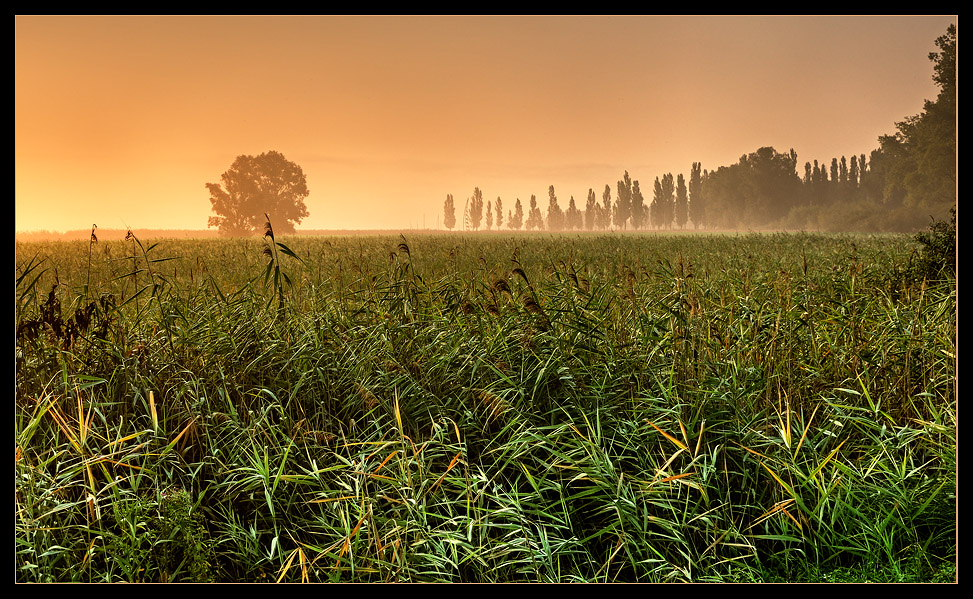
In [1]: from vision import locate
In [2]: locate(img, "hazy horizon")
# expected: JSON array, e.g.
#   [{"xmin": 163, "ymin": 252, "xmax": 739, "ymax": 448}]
[{"xmin": 15, "ymin": 15, "xmax": 956, "ymax": 234}]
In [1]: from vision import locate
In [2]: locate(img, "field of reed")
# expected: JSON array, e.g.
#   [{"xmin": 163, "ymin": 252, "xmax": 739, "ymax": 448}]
[{"xmin": 15, "ymin": 227, "xmax": 956, "ymax": 582}]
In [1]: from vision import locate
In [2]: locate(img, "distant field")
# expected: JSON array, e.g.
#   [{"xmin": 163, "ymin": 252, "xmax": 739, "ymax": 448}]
[
  {"xmin": 14, "ymin": 231, "xmax": 956, "ymax": 582},
  {"xmin": 14, "ymin": 225, "xmax": 874, "ymax": 243},
  {"xmin": 15, "ymin": 228, "xmax": 437, "ymax": 242}
]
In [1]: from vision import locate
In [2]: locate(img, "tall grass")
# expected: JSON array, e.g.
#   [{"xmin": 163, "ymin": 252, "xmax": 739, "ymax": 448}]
[{"xmin": 14, "ymin": 231, "xmax": 955, "ymax": 582}]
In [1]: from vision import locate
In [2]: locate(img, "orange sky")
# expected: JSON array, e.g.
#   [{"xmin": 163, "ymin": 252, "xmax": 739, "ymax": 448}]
[{"xmin": 15, "ymin": 15, "xmax": 957, "ymax": 233}]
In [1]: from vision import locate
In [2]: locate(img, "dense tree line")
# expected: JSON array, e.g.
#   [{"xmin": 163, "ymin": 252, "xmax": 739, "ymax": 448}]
[
  {"xmin": 442, "ymin": 25, "xmax": 954, "ymax": 233},
  {"xmin": 783, "ymin": 25, "xmax": 955, "ymax": 232}
]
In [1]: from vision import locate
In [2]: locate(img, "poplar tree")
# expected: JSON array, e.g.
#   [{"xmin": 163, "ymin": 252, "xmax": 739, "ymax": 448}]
[
  {"xmin": 584, "ymin": 188, "xmax": 597, "ymax": 230},
  {"xmin": 443, "ymin": 194, "xmax": 456, "ymax": 230},
  {"xmin": 614, "ymin": 171, "xmax": 632, "ymax": 229},
  {"xmin": 661, "ymin": 173, "xmax": 675, "ymax": 229},
  {"xmin": 675, "ymin": 173, "xmax": 688, "ymax": 229},
  {"xmin": 602, "ymin": 185, "xmax": 612, "ymax": 230},
  {"xmin": 566, "ymin": 196, "xmax": 582, "ymax": 230},
  {"xmin": 651, "ymin": 177, "xmax": 662, "ymax": 229},
  {"xmin": 689, "ymin": 162, "xmax": 704, "ymax": 229},
  {"xmin": 469, "ymin": 187, "xmax": 484, "ymax": 231},
  {"xmin": 630, "ymin": 180, "xmax": 646, "ymax": 229},
  {"xmin": 547, "ymin": 185, "xmax": 564, "ymax": 231}
]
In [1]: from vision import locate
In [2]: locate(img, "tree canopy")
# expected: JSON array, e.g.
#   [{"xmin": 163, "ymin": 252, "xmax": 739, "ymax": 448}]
[
  {"xmin": 206, "ymin": 151, "xmax": 309, "ymax": 236},
  {"xmin": 874, "ymin": 24, "xmax": 956, "ymax": 217}
]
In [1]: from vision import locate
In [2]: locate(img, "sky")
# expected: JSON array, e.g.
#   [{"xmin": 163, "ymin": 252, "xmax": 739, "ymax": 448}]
[{"xmin": 15, "ymin": 14, "xmax": 957, "ymax": 233}]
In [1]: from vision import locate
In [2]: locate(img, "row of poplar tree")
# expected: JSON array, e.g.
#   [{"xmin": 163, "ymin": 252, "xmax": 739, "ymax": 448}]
[
  {"xmin": 442, "ymin": 24, "xmax": 954, "ymax": 233},
  {"xmin": 441, "ymin": 166, "xmax": 705, "ymax": 232}
]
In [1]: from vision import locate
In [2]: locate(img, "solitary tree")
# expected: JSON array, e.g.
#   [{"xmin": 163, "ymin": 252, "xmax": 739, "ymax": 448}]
[
  {"xmin": 495, "ymin": 197, "xmax": 504, "ymax": 229},
  {"xmin": 486, "ymin": 200, "xmax": 494, "ymax": 230},
  {"xmin": 206, "ymin": 151, "xmax": 309, "ymax": 236},
  {"xmin": 443, "ymin": 194, "xmax": 456, "ymax": 230}
]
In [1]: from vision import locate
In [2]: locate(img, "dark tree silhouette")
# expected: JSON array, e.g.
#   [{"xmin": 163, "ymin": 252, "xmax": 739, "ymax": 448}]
[
  {"xmin": 675, "ymin": 173, "xmax": 688, "ymax": 229},
  {"xmin": 207, "ymin": 151, "xmax": 309, "ymax": 236},
  {"xmin": 689, "ymin": 162, "xmax": 704, "ymax": 229},
  {"xmin": 630, "ymin": 180, "xmax": 646, "ymax": 230}
]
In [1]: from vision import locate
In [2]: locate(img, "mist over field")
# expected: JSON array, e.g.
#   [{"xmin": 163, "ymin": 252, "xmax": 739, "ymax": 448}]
[{"xmin": 15, "ymin": 16, "xmax": 955, "ymax": 238}]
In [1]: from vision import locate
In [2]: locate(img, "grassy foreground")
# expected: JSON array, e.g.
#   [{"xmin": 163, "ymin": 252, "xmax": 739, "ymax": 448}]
[{"xmin": 15, "ymin": 229, "xmax": 956, "ymax": 582}]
